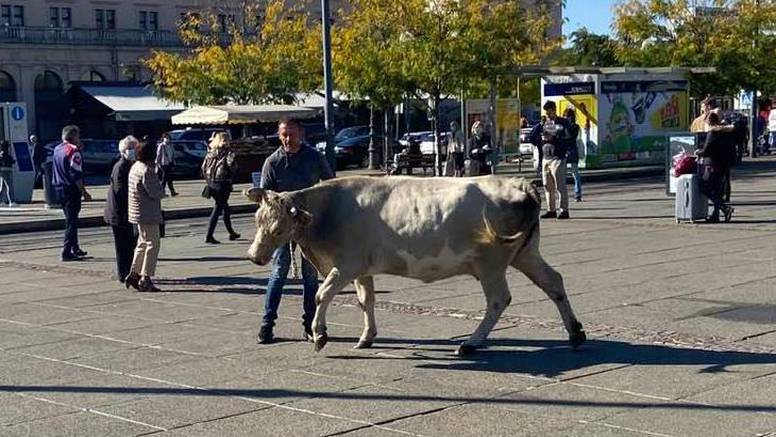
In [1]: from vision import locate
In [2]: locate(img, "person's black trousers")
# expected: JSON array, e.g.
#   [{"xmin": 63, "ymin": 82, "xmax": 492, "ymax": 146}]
[
  {"xmin": 56, "ymin": 187, "xmax": 81, "ymax": 256},
  {"xmin": 111, "ymin": 223, "xmax": 137, "ymax": 281},
  {"xmin": 206, "ymin": 187, "xmax": 235, "ymax": 238},
  {"xmin": 161, "ymin": 165, "xmax": 176, "ymax": 194}
]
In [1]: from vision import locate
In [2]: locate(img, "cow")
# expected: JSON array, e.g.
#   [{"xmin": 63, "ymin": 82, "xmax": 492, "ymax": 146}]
[{"xmin": 244, "ymin": 175, "xmax": 585, "ymax": 356}]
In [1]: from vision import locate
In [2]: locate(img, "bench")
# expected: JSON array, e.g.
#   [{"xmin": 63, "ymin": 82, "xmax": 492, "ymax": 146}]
[{"xmin": 390, "ymin": 153, "xmax": 437, "ymax": 175}]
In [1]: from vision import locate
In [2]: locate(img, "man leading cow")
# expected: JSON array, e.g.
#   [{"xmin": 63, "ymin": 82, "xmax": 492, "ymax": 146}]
[{"xmin": 256, "ymin": 118, "xmax": 334, "ymax": 344}]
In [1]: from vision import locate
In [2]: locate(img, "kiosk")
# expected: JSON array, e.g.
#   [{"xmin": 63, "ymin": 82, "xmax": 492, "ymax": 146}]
[
  {"xmin": 0, "ymin": 103, "xmax": 33, "ymax": 203},
  {"xmin": 541, "ymin": 70, "xmax": 693, "ymax": 169}
]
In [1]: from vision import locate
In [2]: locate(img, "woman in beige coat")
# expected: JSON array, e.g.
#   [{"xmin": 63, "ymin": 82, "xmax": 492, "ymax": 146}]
[{"xmin": 126, "ymin": 140, "xmax": 164, "ymax": 292}]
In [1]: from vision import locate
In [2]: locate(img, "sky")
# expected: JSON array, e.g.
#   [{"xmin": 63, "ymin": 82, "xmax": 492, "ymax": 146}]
[{"xmin": 564, "ymin": 0, "xmax": 616, "ymax": 37}]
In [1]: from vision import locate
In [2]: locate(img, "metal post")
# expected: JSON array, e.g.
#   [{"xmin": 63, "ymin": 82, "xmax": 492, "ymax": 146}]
[
  {"xmin": 750, "ymin": 0, "xmax": 760, "ymax": 159},
  {"xmin": 368, "ymin": 105, "xmax": 379, "ymax": 168},
  {"xmin": 321, "ymin": 0, "xmax": 336, "ymax": 173}
]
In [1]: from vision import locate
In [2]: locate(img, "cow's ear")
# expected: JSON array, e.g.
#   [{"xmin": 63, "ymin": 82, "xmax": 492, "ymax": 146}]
[
  {"xmin": 289, "ymin": 206, "xmax": 314, "ymax": 227},
  {"xmin": 244, "ymin": 187, "xmax": 266, "ymax": 204}
]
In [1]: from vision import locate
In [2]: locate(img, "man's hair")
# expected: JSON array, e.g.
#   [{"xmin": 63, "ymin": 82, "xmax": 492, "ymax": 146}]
[
  {"xmin": 61, "ymin": 125, "xmax": 80, "ymax": 143},
  {"xmin": 563, "ymin": 107, "xmax": 576, "ymax": 119},
  {"xmin": 278, "ymin": 118, "xmax": 301, "ymax": 129},
  {"xmin": 707, "ymin": 112, "xmax": 721, "ymax": 126},
  {"xmin": 543, "ymin": 100, "xmax": 557, "ymax": 111},
  {"xmin": 135, "ymin": 140, "xmax": 157, "ymax": 164}
]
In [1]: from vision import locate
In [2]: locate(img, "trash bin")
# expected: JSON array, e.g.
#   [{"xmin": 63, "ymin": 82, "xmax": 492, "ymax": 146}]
[{"xmin": 42, "ymin": 161, "xmax": 60, "ymax": 208}]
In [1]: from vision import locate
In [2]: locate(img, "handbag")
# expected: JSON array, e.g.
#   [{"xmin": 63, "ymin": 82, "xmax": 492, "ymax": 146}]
[{"xmin": 201, "ymin": 185, "xmax": 211, "ymax": 199}]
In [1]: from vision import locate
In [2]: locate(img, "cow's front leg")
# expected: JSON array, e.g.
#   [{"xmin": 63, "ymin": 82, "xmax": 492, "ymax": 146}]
[
  {"xmin": 458, "ymin": 271, "xmax": 511, "ymax": 356},
  {"xmin": 312, "ymin": 267, "xmax": 351, "ymax": 352},
  {"xmin": 512, "ymin": 251, "xmax": 585, "ymax": 350},
  {"xmin": 353, "ymin": 276, "xmax": 377, "ymax": 349}
]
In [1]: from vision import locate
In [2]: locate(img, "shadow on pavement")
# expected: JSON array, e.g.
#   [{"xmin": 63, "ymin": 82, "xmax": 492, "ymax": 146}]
[
  {"xmin": 324, "ymin": 337, "xmax": 776, "ymax": 378},
  {"xmin": 159, "ymin": 256, "xmax": 248, "ymax": 262}
]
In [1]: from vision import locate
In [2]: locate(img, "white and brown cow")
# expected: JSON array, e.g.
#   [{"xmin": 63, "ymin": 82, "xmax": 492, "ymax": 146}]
[{"xmin": 244, "ymin": 175, "xmax": 585, "ymax": 355}]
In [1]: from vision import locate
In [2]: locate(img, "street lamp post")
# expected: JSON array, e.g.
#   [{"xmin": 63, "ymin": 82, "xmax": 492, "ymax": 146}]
[{"xmin": 321, "ymin": 0, "xmax": 336, "ymax": 173}]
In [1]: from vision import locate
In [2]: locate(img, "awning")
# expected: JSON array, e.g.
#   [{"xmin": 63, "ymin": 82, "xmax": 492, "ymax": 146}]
[
  {"xmin": 171, "ymin": 105, "xmax": 318, "ymax": 126},
  {"xmin": 79, "ymin": 85, "xmax": 185, "ymax": 122}
]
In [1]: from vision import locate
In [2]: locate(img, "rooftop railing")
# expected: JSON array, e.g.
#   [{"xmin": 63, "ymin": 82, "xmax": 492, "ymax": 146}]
[{"xmin": 0, "ymin": 26, "xmax": 183, "ymax": 47}]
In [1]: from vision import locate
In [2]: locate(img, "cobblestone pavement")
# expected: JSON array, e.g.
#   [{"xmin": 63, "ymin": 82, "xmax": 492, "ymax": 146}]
[{"xmin": 1, "ymin": 158, "xmax": 775, "ymax": 436}]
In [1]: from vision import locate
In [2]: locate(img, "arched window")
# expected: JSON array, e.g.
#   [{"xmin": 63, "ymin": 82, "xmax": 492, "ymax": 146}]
[
  {"xmin": 34, "ymin": 70, "xmax": 63, "ymax": 94},
  {"xmin": 80, "ymin": 70, "xmax": 105, "ymax": 82},
  {"xmin": 0, "ymin": 71, "xmax": 16, "ymax": 102}
]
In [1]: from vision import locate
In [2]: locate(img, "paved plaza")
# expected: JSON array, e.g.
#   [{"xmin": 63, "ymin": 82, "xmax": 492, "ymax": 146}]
[{"xmin": 1, "ymin": 158, "xmax": 776, "ymax": 436}]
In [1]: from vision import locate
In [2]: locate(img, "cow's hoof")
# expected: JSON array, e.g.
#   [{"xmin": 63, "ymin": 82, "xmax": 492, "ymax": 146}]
[
  {"xmin": 314, "ymin": 333, "xmax": 328, "ymax": 352},
  {"xmin": 456, "ymin": 343, "xmax": 478, "ymax": 357},
  {"xmin": 569, "ymin": 330, "xmax": 587, "ymax": 350},
  {"xmin": 354, "ymin": 339, "xmax": 373, "ymax": 349}
]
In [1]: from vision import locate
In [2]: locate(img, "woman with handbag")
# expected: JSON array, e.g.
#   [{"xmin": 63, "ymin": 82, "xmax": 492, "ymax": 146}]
[{"xmin": 202, "ymin": 132, "xmax": 240, "ymax": 244}]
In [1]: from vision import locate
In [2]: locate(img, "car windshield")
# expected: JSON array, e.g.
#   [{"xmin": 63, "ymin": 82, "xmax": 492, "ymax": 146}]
[
  {"xmin": 335, "ymin": 127, "xmax": 367, "ymax": 141},
  {"xmin": 184, "ymin": 142, "xmax": 207, "ymax": 152}
]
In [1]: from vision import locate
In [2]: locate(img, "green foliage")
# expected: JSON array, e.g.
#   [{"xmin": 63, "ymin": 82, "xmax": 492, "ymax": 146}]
[
  {"xmin": 145, "ymin": 0, "xmax": 322, "ymax": 105},
  {"xmin": 613, "ymin": 0, "xmax": 776, "ymax": 96},
  {"xmin": 556, "ymin": 27, "xmax": 619, "ymax": 67}
]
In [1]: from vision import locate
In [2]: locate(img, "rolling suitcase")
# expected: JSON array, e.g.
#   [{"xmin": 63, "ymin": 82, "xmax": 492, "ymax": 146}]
[{"xmin": 675, "ymin": 173, "xmax": 707, "ymax": 223}]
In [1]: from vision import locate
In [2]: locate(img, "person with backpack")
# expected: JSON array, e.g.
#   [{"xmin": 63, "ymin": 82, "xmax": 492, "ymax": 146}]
[
  {"xmin": 697, "ymin": 112, "xmax": 735, "ymax": 223},
  {"xmin": 530, "ymin": 101, "xmax": 572, "ymax": 219},
  {"xmin": 202, "ymin": 132, "xmax": 240, "ymax": 244}
]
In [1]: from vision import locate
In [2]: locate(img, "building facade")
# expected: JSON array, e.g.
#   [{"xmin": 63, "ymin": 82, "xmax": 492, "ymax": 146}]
[{"xmin": 0, "ymin": 0, "xmax": 560, "ymax": 140}]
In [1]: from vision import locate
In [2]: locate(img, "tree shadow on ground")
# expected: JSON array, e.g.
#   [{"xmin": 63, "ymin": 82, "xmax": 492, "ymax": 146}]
[{"xmin": 159, "ymin": 256, "xmax": 248, "ymax": 262}]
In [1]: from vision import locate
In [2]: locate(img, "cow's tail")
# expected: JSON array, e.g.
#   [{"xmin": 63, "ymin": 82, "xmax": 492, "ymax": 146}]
[{"xmin": 476, "ymin": 178, "xmax": 541, "ymax": 250}]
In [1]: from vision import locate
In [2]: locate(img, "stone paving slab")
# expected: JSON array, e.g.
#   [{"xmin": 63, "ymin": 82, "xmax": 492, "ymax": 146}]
[{"xmin": 1, "ymin": 158, "xmax": 776, "ymax": 436}]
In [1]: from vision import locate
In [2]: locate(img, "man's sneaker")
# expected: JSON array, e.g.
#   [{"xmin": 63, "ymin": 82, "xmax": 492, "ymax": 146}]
[
  {"xmin": 74, "ymin": 248, "xmax": 88, "ymax": 257},
  {"xmin": 724, "ymin": 207, "xmax": 735, "ymax": 223},
  {"xmin": 257, "ymin": 325, "xmax": 274, "ymax": 344},
  {"xmin": 574, "ymin": 196, "xmax": 582, "ymax": 202},
  {"xmin": 558, "ymin": 211, "xmax": 570, "ymax": 220},
  {"xmin": 540, "ymin": 211, "xmax": 557, "ymax": 219},
  {"xmin": 61, "ymin": 253, "xmax": 83, "ymax": 262}
]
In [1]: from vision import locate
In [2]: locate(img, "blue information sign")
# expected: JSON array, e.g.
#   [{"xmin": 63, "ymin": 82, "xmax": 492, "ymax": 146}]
[{"xmin": 11, "ymin": 106, "xmax": 25, "ymax": 121}]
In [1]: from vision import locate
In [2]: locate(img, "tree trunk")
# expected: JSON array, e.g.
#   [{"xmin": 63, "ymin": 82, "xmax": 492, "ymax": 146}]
[
  {"xmin": 383, "ymin": 107, "xmax": 391, "ymax": 170},
  {"xmin": 488, "ymin": 79, "xmax": 497, "ymax": 174},
  {"xmin": 368, "ymin": 105, "xmax": 380, "ymax": 169},
  {"xmin": 433, "ymin": 94, "xmax": 442, "ymax": 176}
]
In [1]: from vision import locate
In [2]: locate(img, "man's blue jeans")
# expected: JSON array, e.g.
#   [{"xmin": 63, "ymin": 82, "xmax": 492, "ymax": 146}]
[
  {"xmin": 262, "ymin": 244, "xmax": 319, "ymax": 329},
  {"xmin": 569, "ymin": 162, "xmax": 582, "ymax": 199}
]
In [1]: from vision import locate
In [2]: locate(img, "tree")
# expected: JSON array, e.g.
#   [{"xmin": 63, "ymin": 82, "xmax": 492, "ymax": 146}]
[
  {"xmin": 145, "ymin": 0, "xmax": 322, "ymax": 105},
  {"xmin": 335, "ymin": 0, "xmax": 558, "ymax": 175},
  {"xmin": 556, "ymin": 27, "xmax": 619, "ymax": 67},
  {"xmin": 332, "ymin": 0, "xmax": 413, "ymax": 167},
  {"xmin": 613, "ymin": 0, "xmax": 776, "ymax": 97}
]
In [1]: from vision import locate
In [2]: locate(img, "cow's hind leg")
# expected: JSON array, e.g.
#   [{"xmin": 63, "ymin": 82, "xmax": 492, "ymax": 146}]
[
  {"xmin": 312, "ymin": 267, "xmax": 352, "ymax": 352},
  {"xmin": 512, "ymin": 251, "xmax": 586, "ymax": 350},
  {"xmin": 353, "ymin": 276, "xmax": 377, "ymax": 349},
  {"xmin": 458, "ymin": 271, "xmax": 511, "ymax": 356}
]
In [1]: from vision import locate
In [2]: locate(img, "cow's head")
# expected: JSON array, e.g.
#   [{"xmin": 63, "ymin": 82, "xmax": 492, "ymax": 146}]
[{"xmin": 243, "ymin": 187, "xmax": 313, "ymax": 266}]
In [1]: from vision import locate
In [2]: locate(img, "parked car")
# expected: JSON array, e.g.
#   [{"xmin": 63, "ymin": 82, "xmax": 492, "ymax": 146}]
[
  {"xmin": 168, "ymin": 128, "xmax": 231, "ymax": 142},
  {"xmin": 316, "ymin": 126, "xmax": 372, "ymax": 169},
  {"xmin": 169, "ymin": 140, "xmax": 208, "ymax": 177},
  {"xmin": 43, "ymin": 139, "xmax": 119, "ymax": 175},
  {"xmin": 398, "ymin": 131, "xmax": 432, "ymax": 148},
  {"xmin": 519, "ymin": 127, "xmax": 535, "ymax": 157},
  {"xmin": 419, "ymin": 132, "xmax": 449, "ymax": 158}
]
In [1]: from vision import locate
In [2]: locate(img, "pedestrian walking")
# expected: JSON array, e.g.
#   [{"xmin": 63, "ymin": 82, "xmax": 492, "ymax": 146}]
[
  {"xmin": 0, "ymin": 140, "xmax": 16, "ymax": 207},
  {"xmin": 29, "ymin": 135, "xmax": 46, "ymax": 190},
  {"xmin": 156, "ymin": 133, "xmax": 178, "ymax": 197},
  {"xmin": 202, "ymin": 132, "xmax": 240, "ymax": 244},
  {"xmin": 446, "ymin": 121, "xmax": 466, "ymax": 177},
  {"xmin": 104, "ymin": 136, "xmax": 139, "ymax": 284},
  {"xmin": 564, "ymin": 108, "xmax": 583, "ymax": 202},
  {"xmin": 257, "ymin": 118, "xmax": 334, "ymax": 344},
  {"xmin": 697, "ymin": 112, "xmax": 735, "ymax": 223},
  {"xmin": 52, "ymin": 125, "xmax": 92, "ymax": 261},
  {"xmin": 530, "ymin": 101, "xmax": 572, "ymax": 219},
  {"xmin": 126, "ymin": 140, "xmax": 164, "ymax": 292},
  {"xmin": 768, "ymin": 102, "xmax": 776, "ymax": 151}
]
